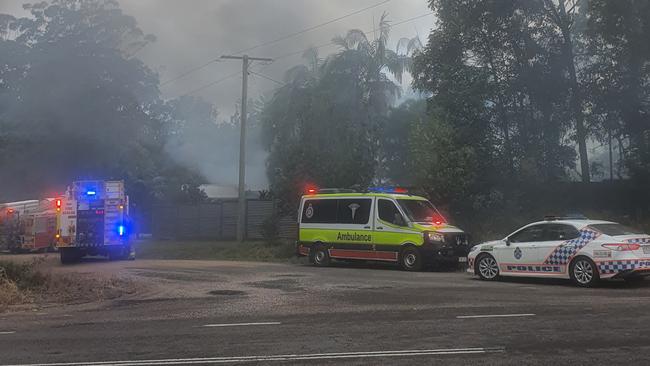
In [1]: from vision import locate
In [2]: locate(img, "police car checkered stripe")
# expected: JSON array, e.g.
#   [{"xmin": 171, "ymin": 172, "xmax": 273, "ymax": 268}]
[
  {"xmin": 598, "ymin": 260, "xmax": 650, "ymax": 274},
  {"xmin": 626, "ymin": 237, "xmax": 650, "ymax": 244},
  {"xmin": 543, "ymin": 229, "xmax": 600, "ymax": 265}
]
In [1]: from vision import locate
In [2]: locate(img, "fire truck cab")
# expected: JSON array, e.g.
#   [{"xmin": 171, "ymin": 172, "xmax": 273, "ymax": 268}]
[{"xmin": 56, "ymin": 180, "xmax": 132, "ymax": 264}]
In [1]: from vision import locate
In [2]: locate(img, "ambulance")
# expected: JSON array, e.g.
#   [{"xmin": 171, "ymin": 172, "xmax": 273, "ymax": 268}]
[
  {"xmin": 296, "ymin": 188, "xmax": 469, "ymax": 271},
  {"xmin": 56, "ymin": 180, "xmax": 132, "ymax": 263}
]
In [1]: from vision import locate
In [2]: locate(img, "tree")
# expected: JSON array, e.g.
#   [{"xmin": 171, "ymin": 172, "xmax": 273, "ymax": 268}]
[
  {"xmin": 584, "ymin": 0, "xmax": 650, "ymax": 183},
  {"xmin": 262, "ymin": 16, "xmax": 407, "ymax": 211},
  {"xmin": 0, "ymin": 0, "xmax": 203, "ymax": 204}
]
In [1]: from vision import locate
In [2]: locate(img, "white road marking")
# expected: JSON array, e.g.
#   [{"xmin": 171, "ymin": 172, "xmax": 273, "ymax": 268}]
[
  {"xmin": 3, "ymin": 347, "xmax": 505, "ymax": 366},
  {"xmin": 457, "ymin": 313, "xmax": 536, "ymax": 319},
  {"xmin": 202, "ymin": 322, "xmax": 281, "ymax": 328},
  {"xmin": 0, "ymin": 331, "xmax": 16, "ymax": 335}
]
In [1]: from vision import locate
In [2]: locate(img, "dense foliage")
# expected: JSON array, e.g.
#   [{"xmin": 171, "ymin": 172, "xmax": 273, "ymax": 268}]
[{"xmin": 0, "ymin": 0, "xmax": 210, "ymax": 205}]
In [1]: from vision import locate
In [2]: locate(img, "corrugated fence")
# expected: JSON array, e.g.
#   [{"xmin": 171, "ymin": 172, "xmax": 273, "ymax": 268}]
[{"xmin": 151, "ymin": 200, "xmax": 296, "ymax": 240}]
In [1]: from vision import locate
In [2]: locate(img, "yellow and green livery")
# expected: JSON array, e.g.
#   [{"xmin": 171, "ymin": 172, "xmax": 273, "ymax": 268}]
[{"xmin": 296, "ymin": 188, "xmax": 469, "ymax": 271}]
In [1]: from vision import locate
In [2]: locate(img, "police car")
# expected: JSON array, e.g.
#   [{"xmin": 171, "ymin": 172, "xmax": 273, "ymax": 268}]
[
  {"xmin": 468, "ymin": 216, "xmax": 650, "ymax": 287},
  {"xmin": 296, "ymin": 187, "xmax": 469, "ymax": 271}
]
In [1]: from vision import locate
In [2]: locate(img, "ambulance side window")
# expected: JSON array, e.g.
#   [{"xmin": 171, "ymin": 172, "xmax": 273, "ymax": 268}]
[
  {"xmin": 302, "ymin": 199, "xmax": 337, "ymax": 223},
  {"xmin": 336, "ymin": 199, "xmax": 371, "ymax": 225},
  {"xmin": 378, "ymin": 199, "xmax": 406, "ymax": 226}
]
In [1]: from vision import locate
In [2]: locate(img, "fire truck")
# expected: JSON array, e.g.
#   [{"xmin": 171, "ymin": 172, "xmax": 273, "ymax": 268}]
[
  {"xmin": 0, "ymin": 200, "xmax": 58, "ymax": 253},
  {"xmin": 56, "ymin": 180, "xmax": 132, "ymax": 264}
]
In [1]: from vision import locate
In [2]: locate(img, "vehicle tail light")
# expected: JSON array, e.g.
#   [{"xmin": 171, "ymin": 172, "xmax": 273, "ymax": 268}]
[{"xmin": 601, "ymin": 243, "xmax": 641, "ymax": 251}]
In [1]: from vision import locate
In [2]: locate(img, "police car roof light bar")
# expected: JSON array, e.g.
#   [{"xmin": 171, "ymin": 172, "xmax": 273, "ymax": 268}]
[{"xmin": 544, "ymin": 213, "xmax": 588, "ymax": 221}]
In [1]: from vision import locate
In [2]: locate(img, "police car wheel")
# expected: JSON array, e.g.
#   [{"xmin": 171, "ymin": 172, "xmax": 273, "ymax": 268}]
[
  {"xmin": 311, "ymin": 246, "xmax": 330, "ymax": 267},
  {"xmin": 570, "ymin": 257, "xmax": 599, "ymax": 287},
  {"xmin": 400, "ymin": 247, "xmax": 423, "ymax": 271},
  {"xmin": 476, "ymin": 254, "xmax": 499, "ymax": 280}
]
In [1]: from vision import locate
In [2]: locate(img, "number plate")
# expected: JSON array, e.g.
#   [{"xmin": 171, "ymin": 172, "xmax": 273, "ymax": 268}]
[
  {"xmin": 458, "ymin": 257, "xmax": 468, "ymax": 263},
  {"xmin": 643, "ymin": 246, "xmax": 650, "ymax": 254}
]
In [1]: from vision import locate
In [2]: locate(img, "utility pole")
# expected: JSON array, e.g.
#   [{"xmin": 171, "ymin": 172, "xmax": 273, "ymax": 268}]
[{"xmin": 221, "ymin": 54, "xmax": 273, "ymax": 242}]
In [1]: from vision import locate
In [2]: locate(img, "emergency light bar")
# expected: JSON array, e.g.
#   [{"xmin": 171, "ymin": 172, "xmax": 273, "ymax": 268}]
[{"xmin": 367, "ymin": 187, "xmax": 409, "ymax": 194}]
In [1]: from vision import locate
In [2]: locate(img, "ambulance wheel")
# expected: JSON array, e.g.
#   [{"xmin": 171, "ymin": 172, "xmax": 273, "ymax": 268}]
[
  {"xmin": 399, "ymin": 246, "xmax": 423, "ymax": 271},
  {"xmin": 310, "ymin": 245, "xmax": 330, "ymax": 267},
  {"xmin": 569, "ymin": 256, "xmax": 600, "ymax": 287},
  {"xmin": 476, "ymin": 254, "xmax": 499, "ymax": 281}
]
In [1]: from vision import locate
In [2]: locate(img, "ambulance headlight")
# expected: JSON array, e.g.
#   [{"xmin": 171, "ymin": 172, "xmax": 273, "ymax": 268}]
[{"xmin": 424, "ymin": 231, "xmax": 445, "ymax": 243}]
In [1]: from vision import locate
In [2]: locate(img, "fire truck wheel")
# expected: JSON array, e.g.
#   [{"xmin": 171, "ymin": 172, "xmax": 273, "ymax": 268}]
[
  {"xmin": 60, "ymin": 249, "xmax": 79, "ymax": 264},
  {"xmin": 109, "ymin": 246, "xmax": 130, "ymax": 261}
]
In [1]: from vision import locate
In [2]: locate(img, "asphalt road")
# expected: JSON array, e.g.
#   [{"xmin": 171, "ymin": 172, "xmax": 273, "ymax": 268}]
[{"xmin": 1, "ymin": 257, "xmax": 650, "ymax": 365}]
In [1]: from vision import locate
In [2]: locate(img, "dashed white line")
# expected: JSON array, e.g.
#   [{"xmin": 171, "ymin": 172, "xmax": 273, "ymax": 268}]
[
  {"xmin": 456, "ymin": 313, "xmax": 536, "ymax": 319},
  {"xmin": 3, "ymin": 347, "xmax": 505, "ymax": 365},
  {"xmin": 0, "ymin": 331, "xmax": 16, "ymax": 335},
  {"xmin": 202, "ymin": 322, "xmax": 281, "ymax": 328}
]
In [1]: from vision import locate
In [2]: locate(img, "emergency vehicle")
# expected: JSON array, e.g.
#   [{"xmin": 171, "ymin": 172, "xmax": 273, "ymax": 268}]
[
  {"xmin": 56, "ymin": 180, "xmax": 132, "ymax": 264},
  {"xmin": 468, "ymin": 216, "xmax": 650, "ymax": 287},
  {"xmin": 0, "ymin": 200, "xmax": 58, "ymax": 253},
  {"xmin": 296, "ymin": 188, "xmax": 469, "ymax": 271}
]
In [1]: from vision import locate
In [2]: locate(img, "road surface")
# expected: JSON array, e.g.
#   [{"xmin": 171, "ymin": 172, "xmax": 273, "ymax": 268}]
[{"xmin": 1, "ymin": 257, "xmax": 650, "ymax": 365}]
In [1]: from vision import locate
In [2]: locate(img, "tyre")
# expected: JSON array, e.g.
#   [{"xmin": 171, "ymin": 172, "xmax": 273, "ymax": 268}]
[
  {"xmin": 60, "ymin": 248, "xmax": 79, "ymax": 264},
  {"xmin": 475, "ymin": 254, "xmax": 499, "ymax": 281},
  {"xmin": 310, "ymin": 245, "xmax": 330, "ymax": 267},
  {"xmin": 108, "ymin": 246, "xmax": 130, "ymax": 261},
  {"xmin": 570, "ymin": 256, "xmax": 600, "ymax": 287},
  {"xmin": 399, "ymin": 246, "xmax": 423, "ymax": 271}
]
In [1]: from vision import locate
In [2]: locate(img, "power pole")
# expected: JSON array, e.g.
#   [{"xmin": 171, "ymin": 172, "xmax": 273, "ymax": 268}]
[{"xmin": 221, "ymin": 54, "xmax": 273, "ymax": 242}]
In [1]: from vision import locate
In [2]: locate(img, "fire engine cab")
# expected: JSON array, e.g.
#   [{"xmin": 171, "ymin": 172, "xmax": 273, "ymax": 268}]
[{"xmin": 56, "ymin": 180, "xmax": 132, "ymax": 264}]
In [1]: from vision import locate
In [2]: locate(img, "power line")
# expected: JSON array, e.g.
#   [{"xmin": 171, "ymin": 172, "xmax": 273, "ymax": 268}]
[
  {"xmin": 158, "ymin": 0, "xmax": 391, "ymax": 87},
  {"xmin": 161, "ymin": 59, "xmax": 222, "ymax": 86},
  {"xmin": 175, "ymin": 70, "xmax": 239, "ymax": 98},
  {"xmin": 232, "ymin": 0, "xmax": 392, "ymax": 55},
  {"xmin": 249, "ymin": 70, "xmax": 285, "ymax": 86},
  {"xmin": 269, "ymin": 12, "xmax": 435, "ymax": 62},
  {"xmin": 173, "ymin": 11, "xmax": 434, "ymax": 98}
]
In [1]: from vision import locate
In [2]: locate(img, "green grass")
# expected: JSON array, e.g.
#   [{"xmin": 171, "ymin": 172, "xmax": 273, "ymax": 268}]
[{"xmin": 134, "ymin": 239, "xmax": 300, "ymax": 262}]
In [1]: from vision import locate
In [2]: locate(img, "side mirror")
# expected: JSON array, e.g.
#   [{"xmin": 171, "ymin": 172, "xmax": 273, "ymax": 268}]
[{"xmin": 505, "ymin": 238, "xmax": 511, "ymax": 246}]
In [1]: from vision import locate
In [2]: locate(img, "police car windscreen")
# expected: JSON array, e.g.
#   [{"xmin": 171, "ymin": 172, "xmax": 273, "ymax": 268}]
[
  {"xmin": 397, "ymin": 200, "xmax": 442, "ymax": 223},
  {"xmin": 588, "ymin": 223, "xmax": 644, "ymax": 236}
]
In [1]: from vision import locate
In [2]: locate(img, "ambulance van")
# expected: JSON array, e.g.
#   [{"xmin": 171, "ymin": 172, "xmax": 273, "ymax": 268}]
[{"xmin": 296, "ymin": 188, "xmax": 469, "ymax": 271}]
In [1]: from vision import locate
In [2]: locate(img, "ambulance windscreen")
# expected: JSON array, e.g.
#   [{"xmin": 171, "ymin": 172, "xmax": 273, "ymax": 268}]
[{"xmin": 397, "ymin": 200, "xmax": 444, "ymax": 224}]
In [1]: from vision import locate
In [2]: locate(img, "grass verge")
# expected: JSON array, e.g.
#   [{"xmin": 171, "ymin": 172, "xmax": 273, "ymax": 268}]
[
  {"xmin": 0, "ymin": 258, "xmax": 137, "ymax": 312},
  {"xmin": 135, "ymin": 239, "xmax": 300, "ymax": 262}
]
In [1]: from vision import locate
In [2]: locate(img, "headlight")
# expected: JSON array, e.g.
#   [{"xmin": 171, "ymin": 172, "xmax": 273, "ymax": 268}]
[{"xmin": 424, "ymin": 231, "xmax": 445, "ymax": 243}]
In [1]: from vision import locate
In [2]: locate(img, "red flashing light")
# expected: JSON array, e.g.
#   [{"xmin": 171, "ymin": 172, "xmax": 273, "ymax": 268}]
[
  {"xmin": 307, "ymin": 188, "xmax": 317, "ymax": 194},
  {"xmin": 394, "ymin": 187, "xmax": 408, "ymax": 194},
  {"xmin": 7, "ymin": 208, "xmax": 14, "ymax": 214},
  {"xmin": 433, "ymin": 215, "xmax": 446, "ymax": 226},
  {"xmin": 55, "ymin": 199, "xmax": 62, "ymax": 212}
]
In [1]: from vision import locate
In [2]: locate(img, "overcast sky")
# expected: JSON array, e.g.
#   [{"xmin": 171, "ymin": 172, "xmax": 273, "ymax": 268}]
[{"xmin": 1, "ymin": 0, "xmax": 434, "ymax": 118}]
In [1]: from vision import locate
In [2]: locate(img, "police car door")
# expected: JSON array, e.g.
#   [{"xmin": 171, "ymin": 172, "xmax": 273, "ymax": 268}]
[
  {"xmin": 499, "ymin": 224, "xmax": 546, "ymax": 269},
  {"xmin": 533, "ymin": 223, "xmax": 581, "ymax": 268}
]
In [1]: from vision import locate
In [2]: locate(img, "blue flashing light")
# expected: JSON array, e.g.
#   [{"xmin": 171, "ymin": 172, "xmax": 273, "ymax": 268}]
[
  {"xmin": 118, "ymin": 225, "xmax": 125, "ymax": 236},
  {"xmin": 86, "ymin": 190, "xmax": 97, "ymax": 196},
  {"xmin": 368, "ymin": 187, "xmax": 408, "ymax": 194}
]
